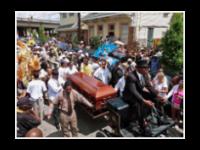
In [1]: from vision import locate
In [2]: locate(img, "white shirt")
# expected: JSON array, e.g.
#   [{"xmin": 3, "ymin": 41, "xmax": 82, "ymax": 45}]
[
  {"xmin": 131, "ymin": 61, "xmax": 136, "ymax": 70},
  {"xmin": 154, "ymin": 81, "xmax": 168, "ymax": 98},
  {"xmin": 39, "ymin": 69, "xmax": 48, "ymax": 79},
  {"xmin": 40, "ymin": 47, "xmax": 48, "ymax": 60},
  {"xmin": 27, "ymin": 79, "xmax": 47, "ymax": 100},
  {"xmin": 91, "ymin": 63, "xmax": 100, "ymax": 73},
  {"xmin": 94, "ymin": 67, "xmax": 111, "ymax": 84},
  {"xmin": 153, "ymin": 75, "xmax": 168, "ymax": 87},
  {"xmin": 136, "ymin": 71, "xmax": 145, "ymax": 86},
  {"xmin": 65, "ymin": 66, "xmax": 78, "ymax": 75},
  {"xmin": 58, "ymin": 67, "xmax": 67, "ymax": 85},
  {"xmin": 47, "ymin": 78, "xmax": 62, "ymax": 101},
  {"xmin": 115, "ymin": 76, "xmax": 126, "ymax": 97}
]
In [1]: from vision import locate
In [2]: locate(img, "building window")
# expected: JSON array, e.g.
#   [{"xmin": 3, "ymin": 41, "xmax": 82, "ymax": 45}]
[
  {"xmin": 163, "ymin": 13, "xmax": 169, "ymax": 18},
  {"xmin": 89, "ymin": 26, "xmax": 95, "ymax": 37},
  {"xmin": 109, "ymin": 24, "xmax": 115, "ymax": 30},
  {"xmin": 97, "ymin": 25, "xmax": 103, "ymax": 36},
  {"xmin": 147, "ymin": 28, "xmax": 154, "ymax": 48},
  {"xmin": 162, "ymin": 31, "xmax": 166, "ymax": 36},
  {"xmin": 62, "ymin": 13, "xmax": 67, "ymax": 18},
  {"xmin": 98, "ymin": 25, "xmax": 103, "ymax": 31},
  {"xmin": 69, "ymin": 13, "xmax": 74, "ymax": 17},
  {"xmin": 108, "ymin": 24, "xmax": 115, "ymax": 38},
  {"xmin": 120, "ymin": 24, "xmax": 128, "ymax": 43}
]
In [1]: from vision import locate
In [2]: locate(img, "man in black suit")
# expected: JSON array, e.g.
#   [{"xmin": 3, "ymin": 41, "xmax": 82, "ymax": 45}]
[{"xmin": 123, "ymin": 59, "xmax": 157, "ymax": 134}]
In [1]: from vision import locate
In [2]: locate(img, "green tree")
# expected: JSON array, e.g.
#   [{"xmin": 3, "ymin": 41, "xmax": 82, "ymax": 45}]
[
  {"xmin": 71, "ymin": 33, "xmax": 79, "ymax": 48},
  {"xmin": 38, "ymin": 25, "xmax": 47, "ymax": 44},
  {"xmin": 160, "ymin": 13, "xmax": 183, "ymax": 75},
  {"xmin": 89, "ymin": 36, "xmax": 101, "ymax": 50}
]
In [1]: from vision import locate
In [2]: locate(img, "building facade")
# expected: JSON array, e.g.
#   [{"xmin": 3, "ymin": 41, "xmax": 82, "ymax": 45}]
[
  {"xmin": 82, "ymin": 12, "xmax": 172, "ymax": 49},
  {"xmin": 17, "ymin": 17, "xmax": 59, "ymax": 37},
  {"xmin": 57, "ymin": 13, "xmax": 88, "ymax": 43}
]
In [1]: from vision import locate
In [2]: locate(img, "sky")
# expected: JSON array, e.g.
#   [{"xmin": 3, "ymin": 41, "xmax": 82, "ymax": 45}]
[
  {"xmin": 16, "ymin": 11, "xmax": 90, "ymax": 21},
  {"xmin": 16, "ymin": 12, "xmax": 60, "ymax": 21}
]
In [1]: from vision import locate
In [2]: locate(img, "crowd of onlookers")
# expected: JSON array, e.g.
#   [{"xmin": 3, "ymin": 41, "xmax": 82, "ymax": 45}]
[{"xmin": 16, "ymin": 36, "xmax": 183, "ymax": 137}]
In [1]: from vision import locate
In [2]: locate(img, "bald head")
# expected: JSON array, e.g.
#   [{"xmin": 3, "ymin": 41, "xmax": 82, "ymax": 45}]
[{"xmin": 25, "ymin": 128, "xmax": 43, "ymax": 137}]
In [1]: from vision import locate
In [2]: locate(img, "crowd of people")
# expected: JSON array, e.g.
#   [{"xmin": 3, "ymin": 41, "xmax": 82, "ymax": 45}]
[{"xmin": 16, "ymin": 36, "xmax": 184, "ymax": 137}]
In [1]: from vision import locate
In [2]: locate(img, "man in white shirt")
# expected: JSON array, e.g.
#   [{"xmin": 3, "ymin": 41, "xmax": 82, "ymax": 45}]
[
  {"xmin": 27, "ymin": 70, "xmax": 47, "ymax": 120},
  {"xmin": 48, "ymin": 69, "xmax": 62, "ymax": 102},
  {"xmin": 65, "ymin": 62, "xmax": 78, "ymax": 76},
  {"xmin": 94, "ymin": 59, "xmax": 111, "ymax": 84},
  {"xmin": 58, "ymin": 60, "xmax": 68, "ymax": 86},
  {"xmin": 90, "ymin": 58, "xmax": 100, "ymax": 75},
  {"xmin": 114, "ymin": 76, "xmax": 126, "ymax": 97},
  {"xmin": 47, "ymin": 69, "xmax": 62, "ymax": 129}
]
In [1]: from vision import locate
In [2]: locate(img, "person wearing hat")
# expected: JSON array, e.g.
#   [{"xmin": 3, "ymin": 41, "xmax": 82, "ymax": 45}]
[
  {"xmin": 123, "ymin": 59, "xmax": 156, "ymax": 135},
  {"xmin": 17, "ymin": 97, "xmax": 41, "ymax": 137},
  {"xmin": 47, "ymin": 48, "xmax": 59, "ymax": 69},
  {"xmin": 65, "ymin": 61, "xmax": 78, "ymax": 76},
  {"xmin": 94, "ymin": 59, "xmax": 111, "ymax": 84},
  {"xmin": 78, "ymin": 41, "xmax": 85, "ymax": 50}
]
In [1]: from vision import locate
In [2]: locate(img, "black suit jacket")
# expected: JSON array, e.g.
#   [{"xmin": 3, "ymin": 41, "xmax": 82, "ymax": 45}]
[{"xmin": 123, "ymin": 70, "xmax": 145, "ymax": 105}]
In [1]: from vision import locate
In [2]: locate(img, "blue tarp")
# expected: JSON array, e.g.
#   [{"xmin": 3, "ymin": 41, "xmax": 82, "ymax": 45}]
[
  {"xmin": 92, "ymin": 43, "xmax": 119, "ymax": 69},
  {"xmin": 93, "ymin": 43, "xmax": 118, "ymax": 58},
  {"xmin": 106, "ymin": 56, "xmax": 119, "ymax": 69}
]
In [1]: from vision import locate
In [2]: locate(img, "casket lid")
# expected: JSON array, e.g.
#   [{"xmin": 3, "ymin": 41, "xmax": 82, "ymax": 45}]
[{"xmin": 69, "ymin": 72, "xmax": 116, "ymax": 100}]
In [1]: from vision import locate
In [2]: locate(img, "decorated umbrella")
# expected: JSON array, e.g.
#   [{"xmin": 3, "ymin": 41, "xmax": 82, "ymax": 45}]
[{"xmin": 17, "ymin": 40, "xmax": 40, "ymax": 86}]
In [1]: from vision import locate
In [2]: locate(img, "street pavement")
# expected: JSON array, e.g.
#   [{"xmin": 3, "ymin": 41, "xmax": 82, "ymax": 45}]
[
  {"xmin": 38, "ymin": 104, "xmax": 183, "ymax": 138},
  {"xmin": 39, "ymin": 104, "xmax": 111, "ymax": 137}
]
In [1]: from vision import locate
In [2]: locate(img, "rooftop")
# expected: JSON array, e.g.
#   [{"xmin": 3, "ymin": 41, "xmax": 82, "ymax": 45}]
[
  {"xmin": 17, "ymin": 17, "xmax": 59, "ymax": 25},
  {"xmin": 82, "ymin": 13, "xmax": 125, "ymax": 21}
]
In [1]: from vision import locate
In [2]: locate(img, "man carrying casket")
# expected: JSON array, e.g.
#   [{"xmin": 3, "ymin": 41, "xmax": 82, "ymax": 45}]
[{"xmin": 47, "ymin": 80, "xmax": 93, "ymax": 137}]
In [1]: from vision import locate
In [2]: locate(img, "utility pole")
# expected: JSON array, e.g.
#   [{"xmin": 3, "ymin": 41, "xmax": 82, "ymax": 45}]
[{"xmin": 77, "ymin": 13, "xmax": 81, "ymax": 41}]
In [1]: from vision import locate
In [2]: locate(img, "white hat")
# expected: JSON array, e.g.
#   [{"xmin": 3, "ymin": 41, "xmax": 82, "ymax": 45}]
[
  {"xmin": 128, "ymin": 58, "xmax": 132, "ymax": 62},
  {"xmin": 154, "ymin": 51, "xmax": 162, "ymax": 57},
  {"xmin": 34, "ymin": 45, "xmax": 41, "ymax": 49},
  {"xmin": 78, "ymin": 50, "xmax": 83, "ymax": 53},
  {"xmin": 85, "ymin": 53, "xmax": 89, "ymax": 57},
  {"xmin": 63, "ymin": 58, "xmax": 69, "ymax": 63},
  {"xmin": 80, "ymin": 54, "xmax": 85, "ymax": 58}
]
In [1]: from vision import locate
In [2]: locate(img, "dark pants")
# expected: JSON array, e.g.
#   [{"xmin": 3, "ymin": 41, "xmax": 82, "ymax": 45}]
[
  {"xmin": 128, "ymin": 91, "xmax": 160, "ymax": 130},
  {"xmin": 52, "ymin": 106, "xmax": 60, "ymax": 127}
]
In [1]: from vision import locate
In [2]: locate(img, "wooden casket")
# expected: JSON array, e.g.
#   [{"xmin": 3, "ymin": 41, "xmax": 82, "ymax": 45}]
[{"xmin": 68, "ymin": 72, "xmax": 117, "ymax": 116}]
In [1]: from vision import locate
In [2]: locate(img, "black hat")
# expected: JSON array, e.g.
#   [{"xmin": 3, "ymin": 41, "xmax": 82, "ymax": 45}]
[{"xmin": 136, "ymin": 59, "xmax": 149, "ymax": 68}]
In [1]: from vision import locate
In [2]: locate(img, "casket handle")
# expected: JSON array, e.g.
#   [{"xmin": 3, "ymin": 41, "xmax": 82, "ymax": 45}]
[{"xmin": 103, "ymin": 96, "xmax": 112, "ymax": 100}]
